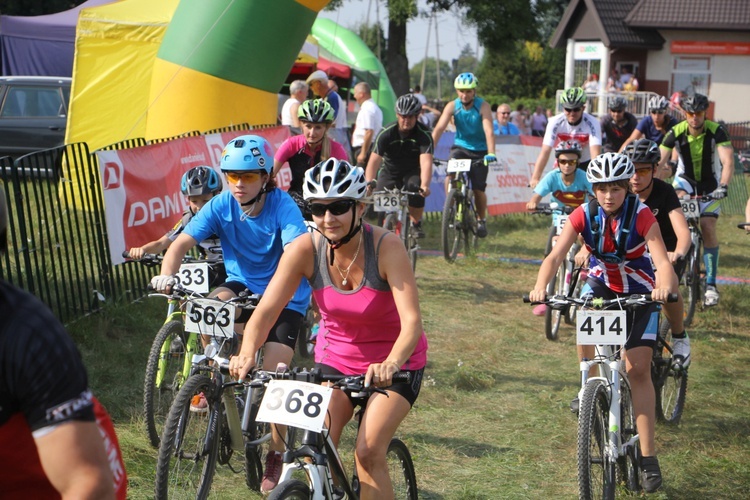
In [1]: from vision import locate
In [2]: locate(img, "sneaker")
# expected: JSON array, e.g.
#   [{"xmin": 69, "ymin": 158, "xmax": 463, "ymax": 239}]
[
  {"xmin": 413, "ymin": 220, "xmax": 425, "ymax": 238},
  {"xmin": 533, "ymin": 304, "xmax": 547, "ymax": 316},
  {"xmin": 640, "ymin": 456, "xmax": 663, "ymax": 493},
  {"xmin": 570, "ymin": 397, "xmax": 579, "ymax": 414},
  {"xmin": 190, "ymin": 392, "xmax": 208, "ymax": 414},
  {"xmin": 672, "ymin": 336, "xmax": 691, "ymax": 369},
  {"xmin": 704, "ymin": 285, "xmax": 719, "ymax": 307},
  {"xmin": 476, "ymin": 219, "xmax": 488, "ymax": 238},
  {"xmin": 260, "ymin": 450, "xmax": 283, "ymax": 493}
]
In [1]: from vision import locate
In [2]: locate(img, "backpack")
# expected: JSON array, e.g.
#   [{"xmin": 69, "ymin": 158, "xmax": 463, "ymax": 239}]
[{"xmin": 587, "ymin": 193, "xmax": 639, "ymax": 264}]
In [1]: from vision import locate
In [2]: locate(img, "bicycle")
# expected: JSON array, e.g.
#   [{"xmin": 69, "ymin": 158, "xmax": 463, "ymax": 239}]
[
  {"xmin": 441, "ymin": 158, "xmax": 480, "ymax": 263},
  {"xmin": 153, "ymin": 287, "xmax": 274, "ymax": 498},
  {"xmin": 373, "ymin": 186, "xmax": 422, "ymax": 271},
  {"xmin": 652, "ymin": 315, "xmax": 689, "ymax": 425},
  {"xmin": 531, "ymin": 203, "xmax": 583, "ymax": 340},
  {"xmin": 244, "ymin": 367, "xmax": 418, "ymax": 500},
  {"xmin": 123, "ymin": 251, "xmax": 222, "ymax": 448},
  {"xmin": 525, "ymin": 292, "xmax": 677, "ymax": 499}
]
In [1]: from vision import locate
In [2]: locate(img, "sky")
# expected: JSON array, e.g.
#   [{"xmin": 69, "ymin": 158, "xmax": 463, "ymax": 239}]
[{"xmin": 317, "ymin": 0, "xmax": 483, "ymax": 68}]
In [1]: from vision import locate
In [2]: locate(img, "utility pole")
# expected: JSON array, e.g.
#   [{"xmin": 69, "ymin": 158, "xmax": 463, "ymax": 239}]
[
  {"xmin": 419, "ymin": 11, "xmax": 433, "ymax": 91},
  {"xmin": 435, "ymin": 12, "xmax": 441, "ymax": 100}
]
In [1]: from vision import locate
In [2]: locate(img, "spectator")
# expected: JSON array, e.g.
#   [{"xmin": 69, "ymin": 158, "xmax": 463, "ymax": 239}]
[
  {"xmin": 601, "ymin": 96, "xmax": 638, "ymax": 153},
  {"xmin": 493, "ymin": 103, "xmax": 520, "ymax": 136},
  {"xmin": 306, "ymin": 69, "xmax": 352, "ymax": 160},
  {"xmin": 419, "ymin": 102, "xmax": 440, "ymax": 129},
  {"xmin": 350, "ymin": 82, "xmax": 383, "ymax": 168},
  {"xmin": 280, "ymin": 80, "xmax": 308, "ymax": 136},
  {"xmin": 530, "ymin": 106, "xmax": 548, "ymax": 137},
  {"xmin": 412, "ymin": 84, "xmax": 428, "ymax": 106},
  {"xmin": 583, "ymin": 73, "xmax": 599, "ymax": 93},
  {"xmin": 510, "ymin": 104, "xmax": 530, "ymax": 135},
  {"xmin": 607, "ymin": 69, "xmax": 623, "ymax": 92}
]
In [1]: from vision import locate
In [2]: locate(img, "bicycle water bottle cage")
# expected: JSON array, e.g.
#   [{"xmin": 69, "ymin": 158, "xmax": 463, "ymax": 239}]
[{"xmin": 587, "ymin": 194, "xmax": 639, "ymax": 265}]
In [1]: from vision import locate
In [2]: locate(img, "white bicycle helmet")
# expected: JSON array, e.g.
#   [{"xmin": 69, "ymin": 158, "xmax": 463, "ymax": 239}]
[
  {"xmin": 647, "ymin": 95, "xmax": 669, "ymax": 112},
  {"xmin": 303, "ymin": 158, "xmax": 367, "ymax": 200},
  {"xmin": 586, "ymin": 153, "xmax": 635, "ymax": 184}
]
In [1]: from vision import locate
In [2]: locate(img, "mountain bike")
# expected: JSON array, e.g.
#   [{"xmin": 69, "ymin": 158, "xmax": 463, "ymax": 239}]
[
  {"xmin": 652, "ymin": 315, "xmax": 689, "ymax": 425},
  {"xmin": 373, "ymin": 186, "xmax": 421, "ymax": 271},
  {"xmin": 123, "ymin": 251, "xmax": 223, "ymax": 448},
  {"xmin": 441, "ymin": 158, "xmax": 479, "ymax": 263},
  {"xmin": 153, "ymin": 287, "xmax": 274, "ymax": 498},
  {"xmin": 525, "ymin": 293, "xmax": 677, "ymax": 499},
  {"xmin": 532, "ymin": 203, "xmax": 583, "ymax": 340},
  {"xmin": 248, "ymin": 368, "xmax": 418, "ymax": 500}
]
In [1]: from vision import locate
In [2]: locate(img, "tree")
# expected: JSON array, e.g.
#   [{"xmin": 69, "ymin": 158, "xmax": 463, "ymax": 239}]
[{"xmin": 409, "ymin": 57, "xmax": 452, "ymax": 101}]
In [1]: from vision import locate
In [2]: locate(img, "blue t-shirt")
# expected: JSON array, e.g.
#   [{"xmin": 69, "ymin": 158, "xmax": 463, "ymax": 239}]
[
  {"xmin": 635, "ymin": 114, "xmax": 678, "ymax": 145},
  {"xmin": 493, "ymin": 120, "xmax": 520, "ymax": 136},
  {"xmin": 184, "ymin": 189, "xmax": 311, "ymax": 315},
  {"xmin": 453, "ymin": 96, "xmax": 488, "ymax": 152},
  {"xmin": 534, "ymin": 169, "xmax": 593, "ymax": 208}
]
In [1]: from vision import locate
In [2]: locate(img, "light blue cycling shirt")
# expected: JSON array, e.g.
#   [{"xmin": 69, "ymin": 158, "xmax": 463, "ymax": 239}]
[
  {"xmin": 453, "ymin": 96, "xmax": 487, "ymax": 152},
  {"xmin": 184, "ymin": 188, "xmax": 311, "ymax": 315},
  {"xmin": 534, "ymin": 169, "xmax": 593, "ymax": 208}
]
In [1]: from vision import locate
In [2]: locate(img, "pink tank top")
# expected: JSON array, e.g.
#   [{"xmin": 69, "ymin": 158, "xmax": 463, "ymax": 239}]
[{"xmin": 310, "ymin": 225, "xmax": 428, "ymax": 374}]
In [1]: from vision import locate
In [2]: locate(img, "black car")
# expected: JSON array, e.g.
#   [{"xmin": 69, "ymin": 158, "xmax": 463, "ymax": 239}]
[{"xmin": 0, "ymin": 76, "xmax": 71, "ymax": 160}]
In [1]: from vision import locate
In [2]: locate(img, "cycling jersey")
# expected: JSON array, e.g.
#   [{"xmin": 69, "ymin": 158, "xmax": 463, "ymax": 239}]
[
  {"xmin": 661, "ymin": 120, "xmax": 731, "ymax": 195},
  {"xmin": 543, "ymin": 113, "xmax": 602, "ymax": 162},
  {"xmin": 372, "ymin": 121, "xmax": 434, "ymax": 175},
  {"xmin": 570, "ymin": 198, "xmax": 657, "ymax": 294},
  {"xmin": 601, "ymin": 112, "xmax": 638, "ymax": 152},
  {"xmin": 641, "ymin": 178, "xmax": 681, "ymax": 252},
  {"xmin": 274, "ymin": 135, "xmax": 348, "ymax": 194},
  {"xmin": 452, "ymin": 96, "xmax": 488, "ymax": 151},
  {"xmin": 0, "ymin": 280, "xmax": 127, "ymax": 499},
  {"xmin": 634, "ymin": 114, "xmax": 678, "ymax": 145},
  {"xmin": 310, "ymin": 225, "xmax": 428, "ymax": 375},
  {"xmin": 168, "ymin": 208, "xmax": 222, "ymax": 260},
  {"xmin": 534, "ymin": 169, "xmax": 593, "ymax": 208},
  {"xmin": 184, "ymin": 188, "xmax": 311, "ymax": 315}
]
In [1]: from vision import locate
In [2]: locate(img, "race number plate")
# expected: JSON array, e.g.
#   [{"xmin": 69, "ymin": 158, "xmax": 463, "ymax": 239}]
[
  {"xmin": 373, "ymin": 192, "xmax": 400, "ymax": 213},
  {"xmin": 184, "ymin": 298, "xmax": 235, "ymax": 337},
  {"xmin": 553, "ymin": 214, "xmax": 568, "ymax": 236},
  {"xmin": 256, "ymin": 380, "xmax": 333, "ymax": 432},
  {"xmin": 176, "ymin": 262, "xmax": 209, "ymax": 294},
  {"xmin": 680, "ymin": 199, "xmax": 700, "ymax": 221},
  {"xmin": 576, "ymin": 309, "xmax": 627, "ymax": 345},
  {"xmin": 447, "ymin": 159, "xmax": 471, "ymax": 173}
]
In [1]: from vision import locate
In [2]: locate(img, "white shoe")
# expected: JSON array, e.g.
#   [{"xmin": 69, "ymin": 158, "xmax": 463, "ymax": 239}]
[
  {"xmin": 704, "ymin": 285, "xmax": 719, "ymax": 307},
  {"xmin": 672, "ymin": 336, "xmax": 691, "ymax": 369}
]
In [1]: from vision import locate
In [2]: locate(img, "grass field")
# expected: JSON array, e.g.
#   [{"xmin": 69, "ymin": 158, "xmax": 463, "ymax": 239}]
[{"xmin": 69, "ymin": 210, "xmax": 750, "ymax": 499}]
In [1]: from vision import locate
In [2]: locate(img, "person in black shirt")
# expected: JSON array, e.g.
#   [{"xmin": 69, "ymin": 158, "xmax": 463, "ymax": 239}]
[
  {"xmin": 601, "ymin": 96, "xmax": 638, "ymax": 153},
  {"xmin": 365, "ymin": 94, "xmax": 434, "ymax": 237}
]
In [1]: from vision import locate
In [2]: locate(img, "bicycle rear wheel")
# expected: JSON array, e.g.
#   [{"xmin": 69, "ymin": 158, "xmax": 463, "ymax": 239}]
[
  {"xmin": 155, "ymin": 374, "xmax": 220, "ymax": 500},
  {"xmin": 681, "ymin": 245, "xmax": 700, "ymax": 327},
  {"xmin": 577, "ymin": 380, "xmax": 615, "ymax": 500},
  {"xmin": 653, "ymin": 320, "xmax": 688, "ymax": 424},
  {"xmin": 441, "ymin": 189, "xmax": 462, "ymax": 263},
  {"xmin": 296, "ymin": 300, "xmax": 316, "ymax": 359},
  {"xmin": 545, "ymin": 261, "xmax": 566, "ymax": 341},
  {"xmin": 400, "ymin": 210, "xmax": 418, "ymax": 271},
  {"xmin": 144, "ymin": 320, "xmax": 187, "ymax": 448},
  {"xmin": 617, "ymin": 377, "xmax": 640, "ymax": 492},
  {"xmin": 387, "ymin": 438, "xmax": 419, "ymax": 500}
]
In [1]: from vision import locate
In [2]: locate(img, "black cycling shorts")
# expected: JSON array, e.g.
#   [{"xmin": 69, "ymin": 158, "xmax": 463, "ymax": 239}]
[
  {"xmin": 449, "ymin": 146, "xmax": 488, "ymax": 191},
  {"xmin": 315, "ymin": 363, "xmax": 424, "ymax": 407},
  {"xmin": 376, "ymin": 169, "xmax": 425, "ymax": 208}
]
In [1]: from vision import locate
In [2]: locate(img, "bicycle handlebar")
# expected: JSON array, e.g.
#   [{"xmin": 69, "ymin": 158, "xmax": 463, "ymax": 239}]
[
  {"xmin": 122, "ymin": 251, "xmax": 220, "ymax": 266},
  {"xmin": 146, "ymin": 282, "xmax": 261, "ymax": 306},
  {"xmin": 529, "ymin": 203, "xmax": 575, "ymax": 216},
  {"xmin": 218, "ymin": 365, "xmax": 411, "ymax": 390},
  {"xmin": 523, "ymin": 293, "xmax": 678, "ymax": 308}
]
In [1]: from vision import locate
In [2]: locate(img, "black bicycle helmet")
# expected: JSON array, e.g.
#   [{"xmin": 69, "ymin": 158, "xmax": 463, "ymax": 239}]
[
  {"xmin": 395, "ymin": 93, "xmax": 422, "ymax": 116},
  {"xmin": 181, "ymin": 166, "xmax": 222, "ymax": 196},
  {"xmin": 608, "ymin": 96, "xmax": 627, "ymax": 111},
  {"xmin": 624, "ymin": 139, "xmax": 660, "ymax": 165},
  {"xmin": 681, "ymin": 93, "xmax": 709, "ymax": 113},
  {"xmin": 298, "ymin": 99, "xmax": 335, "ymax": 123}
]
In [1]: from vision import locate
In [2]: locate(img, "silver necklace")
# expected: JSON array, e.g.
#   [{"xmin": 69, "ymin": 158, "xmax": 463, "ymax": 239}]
[{"xmin": 333, "ymin": 231, "xmax": 363, "ymax": 286}]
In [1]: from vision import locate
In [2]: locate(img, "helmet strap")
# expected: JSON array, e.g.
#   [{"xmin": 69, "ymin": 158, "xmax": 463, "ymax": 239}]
[{"xmin": 321, "ymin": 205, "xmax": 362, "ymax": 266}]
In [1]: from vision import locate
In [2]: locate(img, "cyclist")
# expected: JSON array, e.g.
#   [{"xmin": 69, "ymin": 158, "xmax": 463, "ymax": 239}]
[
  {"xmin": 365, "ymin": 93, "xmax": 434, "ymax": 238},
  {"xmin": 657, "ymin": 93, "xmax": 734, "ymax": 306},
  {"xmin": 601, "ymin": 96, "xmax": 637, "ymax": 153},
  {"xmin": 150, "ymin": 134, "xmax": 312, "ymax": 494},
  {"xmin": 619, "ymin": 95, "xmax": 679, "ymax": 151},
  {"xmin": 127, "ymin": 165, "xmax": 226, "ymax": 286},
  {"xmin": 273, "ymin": 98, "xmax": 349, "ymax": 218},
  {"xmin": 0, "ymin": 181, "xmax": 127, "ymax": 499},
  {"xmin": 526, "ymin": 140, "xmax": 593, "ymax": 211},
  {"xmin": 528, "ymin": 152, "xmax": 679, "ymax": 493},
  {"xmin": 230, "ymin": 158, "xmax": 427, "ymax": 498},
  {"xmin": 625, "ymin": 139, "xmax": 691, "ymax": 366},
  {"xmin": 431, "ymin": 72, "xmax": 496, "ymax": 238},
  {"xmin": 530, "ymin": 87, "xmax": 602, "ymax": 189}
]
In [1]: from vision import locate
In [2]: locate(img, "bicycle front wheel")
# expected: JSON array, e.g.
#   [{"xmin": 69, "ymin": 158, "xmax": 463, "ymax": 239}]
[
  {"xmin": 387, "ymin": 438, "xmax": 419, "ymax": 500},
  {"xmin": 441, "ymin": 189, "xmax": 462, "ymax": 263},
  {"xmin": 617, "ymin": 377, "xmax": 640, "ymax": 492},
  {"xmin": 155, "ymin": 374, "xmax": 220, "ymax": 500},
  {"xmin": 545, "ymin": 261, "xmax": 566, "ymax": 341},
  {"xmin": 653, "ymin": 320, "xmax": 688, "ymax": 424},
  {"xmin": 144, "ymin": 320, "xmax": 188, "ymax": 448},
  {"xmin": 577, "ymin": 380, "xmax": 615, "ymax": 500},
  {"xmin": 267, "ymin": 479, "xmax": 311, "ymax": 499},
  {"xmin": 463, "ymin": 189, "xmax": 478, "ymax": 257}
]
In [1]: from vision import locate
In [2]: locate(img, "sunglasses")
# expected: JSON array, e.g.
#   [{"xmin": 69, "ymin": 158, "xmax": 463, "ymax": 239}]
[
  {"xmin": 650, "ymin": 109, "xmax": 666, "ymax": 114},
  {"xmin": 500, "ymin": 112, "xmax": 511, "ymax": 115},
  {"xmin": 634, "ymin": 167, "xmax": 654, "ymax": 176},
  {"xmin": 558, "ymin": 159, "xmax": 578, "ymax": 167},
  {"xmin": 564, "ymin": 107, "xmax": 582, "ymax": 113},
  {"xmin": 225, "ymin": 171, "xmax": 262, "ymax": 184},
  {"xmin": 308, "ymin": 199, "xmax": 356, "ymax": 217},
  {"xmin": 686, "ymin": 111, "xmax": 705, "ymax": 118}
]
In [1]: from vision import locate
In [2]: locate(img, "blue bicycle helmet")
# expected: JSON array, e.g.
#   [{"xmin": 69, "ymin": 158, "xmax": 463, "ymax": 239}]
[
  {"xmin": 220, "ymin": 135, "xmax": 273, "ymax": 174},
  {"xmin": 181, "ymin": 166, "xmax": 222, "ymax": 196}
]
